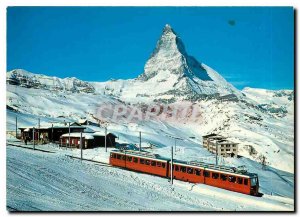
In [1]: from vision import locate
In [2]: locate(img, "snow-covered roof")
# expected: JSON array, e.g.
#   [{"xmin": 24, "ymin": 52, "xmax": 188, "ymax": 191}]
[
  {"xmin": 83, "ymin": 126, "xmax": 96, "ymax": 133},
  {"xmin": 78, "ymin": 119, "xmax": 87, "ymax": 124},
  {"xmin": 19, "ymin": 123, "xmax": 85, "ymax": 130},
  {"xmin": 60, "ymin": 132, "xmax": 94, "ymax": 139},
  {"xmin": 92, "ymin": 128, "xmax": 117, "ymax": 137}
]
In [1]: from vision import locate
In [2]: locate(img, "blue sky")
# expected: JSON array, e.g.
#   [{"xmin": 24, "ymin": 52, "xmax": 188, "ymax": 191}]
[{"xmin": 7, "ymin": 7, "xmax": 294, "ymax": 90}]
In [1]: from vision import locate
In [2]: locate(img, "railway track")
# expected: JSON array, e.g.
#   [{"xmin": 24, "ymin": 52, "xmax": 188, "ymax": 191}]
[
  {"xmin": 7, "ymin": 143, "xmax": 56, "ymax": 153},
  {"xmin": 64, "ymin": 154, "xmax": 111, "ymax": 167}
]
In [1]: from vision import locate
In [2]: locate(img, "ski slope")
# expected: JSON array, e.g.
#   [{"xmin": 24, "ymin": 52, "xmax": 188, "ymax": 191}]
[{"xmin": 6, "ymin": 145, "xmax": 294, "ymax": 211}]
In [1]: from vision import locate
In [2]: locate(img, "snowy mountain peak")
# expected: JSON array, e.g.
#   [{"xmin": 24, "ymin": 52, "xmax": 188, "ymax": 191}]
[{"xmin": 136, "ymin": 24, "xmax": 241, "ymax": 99}]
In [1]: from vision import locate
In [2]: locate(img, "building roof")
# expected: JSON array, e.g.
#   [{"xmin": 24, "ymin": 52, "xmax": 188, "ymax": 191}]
[
  {"xmin": 202, "ymin": 133, "xmax": 219, "ymax": 138},
  {"xmin": 19, "ymin": 122, "xmax": 85, "ymax": 130},
  {"xmin": 60, "ymin": 132, "xmax": 94, "ymax": 139},
  {"xmin": 92, "ymin": 128, "xmax": 117, "ymax": 137},
  {"xmin": 60, "ymin": 129, "xmax": 117, "ymax": 139}
]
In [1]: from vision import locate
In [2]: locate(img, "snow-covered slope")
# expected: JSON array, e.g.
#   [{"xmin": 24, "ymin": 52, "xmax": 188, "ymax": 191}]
[
  {"xmin": 6, "ymin": 69, "xmax": 95, "ymax": 93},
  {"xmin": 242, "ymin": 87, "xmax": 294, "ymax": 117},
  {"xmin": 7, "ymin": 80, "xmax": 294, "ymax": 173},
  {"xmin": 6, "ymin": 145, "xmax": 293, "ymax": 211}
]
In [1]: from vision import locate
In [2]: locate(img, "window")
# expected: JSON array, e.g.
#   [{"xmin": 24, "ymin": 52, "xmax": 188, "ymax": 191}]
[
  {"xmin": 228, "ymin": 176, "xmax": 236, "ymax": 183},
  {"xmin": 220, "ymin": 174, "xmax": 227, "ymax": 181},
  {"xmin": 121, "ymin": 155, "xmax": 125, "ymax": 160},
  {"xmin": 127, "ymin": 156, "xmax": 132, "ymax": 162},
  {"xmin": 151, "ymin": 161, "xmax": 156, "ymax": 166},
  {"xmin": 145, "ymin": 160, "xmax": 151, "ymax": 165},
  {"xmin": 133, "ymin": 158, "xmax": 138, "ymax": 163},
  {"xmin": 251, "ymin": 178, "xmax": 257, "ymax": 186},
  {"xmin": 212, "ymin": 173, "xmax": 219, "ymax": 179},
  {"xmin": 180, "ymin": 166, "xmax": 186, "ymax": 173},
  {"xmin": 140, "ymin": 159, "xmax": 145, "ymax": 164},
  {"xmin": 237, "ymin": 177, "xmax": 243, "ymax": 184},
  {"xmin": 204, "ymin": 171, "xmax": 210, "ymax": 177},
  {"xmin": 195, "ymin": 169, "xmax": 201, "ymax": 176},
  {"xmin": 116, "ymin": 154, "xmax": 121, "ymax": 160},
  {"xmin": 244, "ymin": 179, "xmax": 248, "ymax": 185},
  {"xmin": 157, "ymin": 162, "xmax": 162, "ymax": 167},
  {"xmin": 175, "ymin": 165, "xmax": 179, "ymax": 171},
  {"xmin": 110, "ymin": 153, "xmax": 114, "ymax": 158},
  {"xmin": 162, "ymin": 163, "xmax": 165, "ymax": 168},
  {"xmin": 187, "ymin": 168, "xmax": 193, "ymax": 174}
]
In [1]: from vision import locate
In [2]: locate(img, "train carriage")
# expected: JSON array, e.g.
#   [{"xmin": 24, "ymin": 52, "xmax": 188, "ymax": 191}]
[
  {"xmin": 109, "ymin": 150, "xmax": 259, "ymax": 196},
  {"xmin": 169, "ymin": 161, "xmax": 259, "ymax": 195},
  {"xmin": 109, "ymin": 150, "xmax": 169, "ymax": 177}
]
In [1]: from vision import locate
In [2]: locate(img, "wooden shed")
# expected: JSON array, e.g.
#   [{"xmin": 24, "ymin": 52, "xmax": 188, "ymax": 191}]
[{"xmin": 19, "ymin": 122, "xmax": 85, "ymax": 143}]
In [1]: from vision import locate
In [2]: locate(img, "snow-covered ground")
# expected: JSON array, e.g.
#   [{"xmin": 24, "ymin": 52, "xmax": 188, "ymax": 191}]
[{"xmin": 6, "ymin": 144, "xmax": 293, "ymax": 211}]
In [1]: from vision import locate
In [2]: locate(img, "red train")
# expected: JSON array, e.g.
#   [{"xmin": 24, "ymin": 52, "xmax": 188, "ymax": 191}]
[{"xmin": 109, "ymin": 149, "xmax": 259, "ymax": 196}]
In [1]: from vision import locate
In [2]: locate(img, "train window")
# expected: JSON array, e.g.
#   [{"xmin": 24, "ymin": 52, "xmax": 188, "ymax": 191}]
[
  {"xmin": 151, "ymin": 161, "xmax": 156, "ymax": 166},
  {"xmin": 212, "ymin": 173, "xmax": 219, "ymax": 179},
  {"xmin": 157, "ymin": 162, "xmax": 162, "ymax": 167},
  {"xmin": 175, "ymin": 165, "xmax": 179, "ymax": 171},
  {"xmin": 251, "ymin": 178, "xmax": 257, "ymax": 186},
  {"xmin": 180, "ymin": 166, "xmax": 186, "ymax": 173},
  {"xmin": 145, "ymin": 160, "xmax": 151, "ymax": 165},
  {"xmin": 133, "ymin": 158, "xmax": 138, "ymax": 163},
  {"xmin": 237, "ymin": 177, "xmax": 243, "ymax": 184},
  {"xmin": 162, "ymin": 163, "xmax": 166, "ymax": 168},
  {"xmin": 195, "ymin": 169, "xmax": 201, "ymax": 176},
  {"xmin": 187, "ymin": 168, "xmax": 193, "ymax": 174},
  {"xmin": 121, "ymin": 155, "xmax": 126, "ymax": 160},
  {"xmin": 140, "ymin": 159, "xmax": 145, "ymax": 164},
  {"xmin": 127, "ymin": 156, "xmax": 132, "ymax": 162},
  {"xmin": 244, "ymin": 179, "xmax": 248, "ymax": 185},
  {"xmin": 116, "ymin": 154, "xmax": 121, "ymax": 159},
  {"xmin": 220, "ymin": 174, "xmax": 227, "ymax": 181},
  {"xmin": 228, "ymin": 176, "xmax": 236, "ymax": 183},
  {"xmin": 204, "ymin": 171, "xmax": 210, "ymax": 177},
  {"xmin": 110, "ymin": 153, "xmax": 114, "ymax": 158}
]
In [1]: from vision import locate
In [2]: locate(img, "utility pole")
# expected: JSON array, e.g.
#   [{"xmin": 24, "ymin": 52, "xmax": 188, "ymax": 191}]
[
  {"xmin": 51, "ymin": 123, "xmax": 54, "ymax": 143},
  {"xmin": 139, "ymin": 131, "xmax": 141, "ymax": 152},
  {"xmin": 80, "ymin": 132, "xmax": 83, "ymax": 160},
  {"xmin": 215, "ymin": 142, "xmax": 218, "ymax": 166},
  {"xmin": 174, "ymin": 138, "xmax": 177, "ymax": 153},
  {"xmin": 105, "ymin": 127, "xmax": 107, "ymax": 152},
  {"xmin": 38, "ymin": 118, "xmax": 40, "ymax": 144},
  {"xmin": 33, "ymin": 127, "xmax": 35, "ymax": 150},
  {"xmin": 171, "ymin": 146, "xmax": 173, "ymax": 185},
  {"xmin": 68, "ymin": 122, "xmax": 71, "ymax": 149},
  {"xmin": 15, "ymin": 116, "xmax": 18, "ymax": 139}
]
